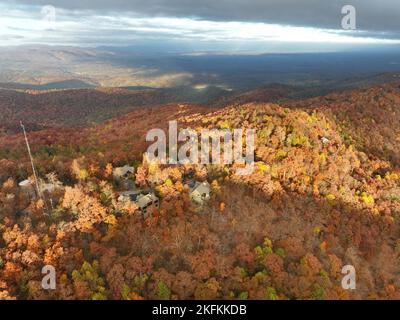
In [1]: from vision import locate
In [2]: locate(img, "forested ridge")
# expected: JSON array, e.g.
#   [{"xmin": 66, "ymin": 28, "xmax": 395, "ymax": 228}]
[{"xmin": 1, "ymin": 83, "xmax": 400, "ymax": 299}]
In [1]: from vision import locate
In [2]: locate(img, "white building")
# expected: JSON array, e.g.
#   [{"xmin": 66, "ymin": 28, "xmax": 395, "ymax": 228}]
[
  {"xmin": 190, "ymin": 181, "xmax": 211, "ymax": 205},
  {"xmin": 18, "ymin": 179, "xmax": 36, "ymax": 198}
]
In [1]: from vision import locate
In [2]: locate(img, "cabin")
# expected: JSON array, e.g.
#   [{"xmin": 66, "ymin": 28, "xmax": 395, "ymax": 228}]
[
  {"xmin": 113, "ymin": 165, "xmax": 135, "ymax": 180},
  {"xmin": 19, "ymin": 179, "xmax": 32, "ymax": 188},
  {"xmin": 118, "ymin": 189, "xmax": 159, "ymax": 218},
  {"xmin": 118, "ymin": 190, "xmax": 142, "ymax": 203},
  {"xmin": 18, "ymin": 179, "xmax": 36, "ymax": 199},
  {"xmin": 136, "ymin": 193, "xmax": 160, "ymax": 217},
  {"xmin": 190, "ymin": 181, "xmax": 211, "ymax": 205},
  {"xmin": 113, "ymin": 165, "xmax": 135, "ymax": 190},
  {"xmin": 18, "ymin": 178, "xmax": 63, "ymax": 199}
]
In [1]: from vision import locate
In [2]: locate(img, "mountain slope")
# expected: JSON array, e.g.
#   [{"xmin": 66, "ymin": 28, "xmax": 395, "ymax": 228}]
[
  {"xmin": 1, "ymin": 84, "xmax": 400, "ymax": 299},
  {"xmin": 286, "ymin": 82, "xmax": 400, "ymax": 166}
]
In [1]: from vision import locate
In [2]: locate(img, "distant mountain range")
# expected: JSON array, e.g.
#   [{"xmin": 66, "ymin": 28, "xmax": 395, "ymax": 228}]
[
  {"xmin": 1, "ymin": 46, "xmax": 400, "ymax": 91},
  {"xmin": 1, "ymin": 71, "xmax": 400, "ymax": 135}
]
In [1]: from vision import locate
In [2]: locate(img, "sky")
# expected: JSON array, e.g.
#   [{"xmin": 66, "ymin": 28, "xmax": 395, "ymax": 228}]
[{"xmin": 1, "ymin": 0, "xmax": 400, "ymax": 52}]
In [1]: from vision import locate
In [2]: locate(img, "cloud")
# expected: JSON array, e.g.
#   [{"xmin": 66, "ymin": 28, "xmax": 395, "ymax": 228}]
[
  {"xmin": 7, "ymin": 0, "xmax": 400, "ymax": 33},
  {"xmin": 0, "ymin": 1, "xmax": 399, "ymax": 49}
]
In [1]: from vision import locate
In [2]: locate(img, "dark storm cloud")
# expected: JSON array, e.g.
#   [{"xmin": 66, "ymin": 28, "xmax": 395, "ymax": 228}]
[{"xmin": 8, "ymin": 0, "xmax": 400, "ymax": 33}]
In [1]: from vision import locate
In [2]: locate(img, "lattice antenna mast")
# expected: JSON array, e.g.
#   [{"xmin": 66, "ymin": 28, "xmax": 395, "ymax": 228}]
[{"xmin": 20, "ymin": 121, "xmax": 42, "ymax": 200}]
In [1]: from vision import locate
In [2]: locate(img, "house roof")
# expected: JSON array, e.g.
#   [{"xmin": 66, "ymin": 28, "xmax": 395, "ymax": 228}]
[
  {"xmin": 191, "ymin": 181, "xmax": 211, "ymax": 195},
  {"xmin": 118, "ymin": 189, "xmax": 158, "ymax": 209},
  {"xmin": 113, "ymin": 165, "xmax": 135, "ymax": 177},
  {"xmin": 136, "ymin": 193, "xmax": 158, "ymax": 208},
  {"xmin": 18, "ymin": 180, "xmax": 32, "ymax": 187},
  {"xmin": 119, "ymin": 190, "xmax": 141, "ymax": 202}
]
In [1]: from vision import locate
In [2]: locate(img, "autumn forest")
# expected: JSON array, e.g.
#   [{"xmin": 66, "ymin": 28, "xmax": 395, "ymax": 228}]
[{"xmin": 1, "ymin": 81, "xmax": 400, "ymax": 300}]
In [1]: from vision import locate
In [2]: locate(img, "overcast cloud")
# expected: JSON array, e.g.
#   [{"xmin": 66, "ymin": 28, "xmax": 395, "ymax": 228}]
[
  {"xmin": 8, "ymin": 0, "xmax": 400, "ymax": 32},
  {"xmin": 1, "ymin": 0, "xmax": 400, "ymax": 50}
]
